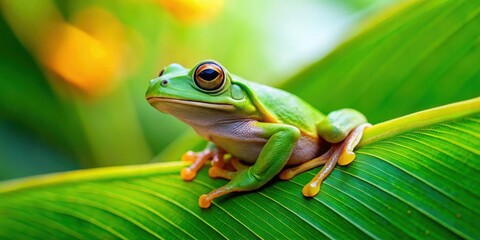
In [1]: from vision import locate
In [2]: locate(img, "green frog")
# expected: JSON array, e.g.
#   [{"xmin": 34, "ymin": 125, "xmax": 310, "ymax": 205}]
[{"xmin": 146, "ymin": 60, "xmax": 370, "ymax": 208}]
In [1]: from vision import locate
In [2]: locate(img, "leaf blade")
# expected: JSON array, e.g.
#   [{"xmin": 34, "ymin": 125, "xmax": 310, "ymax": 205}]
[{"xmin": 0, "ymin": 100, "xmax": 478, "ymax": 239}]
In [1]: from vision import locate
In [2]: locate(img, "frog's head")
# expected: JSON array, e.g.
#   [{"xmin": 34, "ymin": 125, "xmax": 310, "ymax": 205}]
[{"xmin": 146, "ymin": 60, "xmax": 257, "ymax": 119}]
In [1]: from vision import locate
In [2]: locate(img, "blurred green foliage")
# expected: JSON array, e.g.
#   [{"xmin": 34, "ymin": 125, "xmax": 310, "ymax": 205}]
[{"xmin": 0, "ymin": 0, "xmax": 395, "ymax": 180}]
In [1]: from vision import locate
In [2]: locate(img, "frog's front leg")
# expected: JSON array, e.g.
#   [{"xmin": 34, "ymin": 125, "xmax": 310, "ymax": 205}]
[
  {"xmin": 181, "ymin": 142, "xmax": 225, "ymax": 181},
  {"xmin": 198, "ymin": 122, "xmax": 300, "ymax": 208}
]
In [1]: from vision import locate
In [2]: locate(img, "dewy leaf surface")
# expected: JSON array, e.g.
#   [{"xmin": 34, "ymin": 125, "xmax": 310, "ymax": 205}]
[{"xmin": 0, "ymin": 99, "xmax": 478, "ymax": 239}]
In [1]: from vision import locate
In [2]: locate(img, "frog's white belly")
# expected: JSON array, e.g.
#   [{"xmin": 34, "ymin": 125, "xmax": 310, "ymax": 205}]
[
  {"xmin": 153, "ymin": 100, "xmax": 324, "ymax": 165},
  {"xmin": 193, "ymin": 120, "xmax": 324, "ymax": 165}
]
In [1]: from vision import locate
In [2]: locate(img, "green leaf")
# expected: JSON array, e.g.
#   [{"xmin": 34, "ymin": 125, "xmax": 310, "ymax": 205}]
[{"xmin": 0, "ymin": 98, "xmax": 479, "ymax": 239}]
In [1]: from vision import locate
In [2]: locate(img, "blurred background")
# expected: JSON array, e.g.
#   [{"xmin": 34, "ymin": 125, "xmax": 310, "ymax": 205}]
[{"xmin": 0, "ymin": 0, "xmax": 401, "ymax": 180}]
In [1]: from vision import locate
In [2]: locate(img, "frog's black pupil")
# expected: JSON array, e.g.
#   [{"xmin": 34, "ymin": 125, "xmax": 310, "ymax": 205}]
[{"xmin": 199, "ymin": 69, "xmax": 219, "ymax": 81}]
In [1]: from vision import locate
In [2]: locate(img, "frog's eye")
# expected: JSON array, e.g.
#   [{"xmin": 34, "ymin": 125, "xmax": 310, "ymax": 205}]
[
  {"xmin": 194, "ymin": 62, "xmax": 225, "ymax": 92},
  {"xmin": 158, "ymin": 68, "xmax": 165, "ymax": 77}
]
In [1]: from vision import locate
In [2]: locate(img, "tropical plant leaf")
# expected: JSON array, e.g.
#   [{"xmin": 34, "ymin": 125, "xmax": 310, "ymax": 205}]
[{"xmin": 0, "ymin": 98, "xmax": 478, "ymax": 239}]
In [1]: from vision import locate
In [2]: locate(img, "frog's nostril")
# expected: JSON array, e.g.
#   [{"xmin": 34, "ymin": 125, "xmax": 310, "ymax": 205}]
[{"xmin": 161, "ymin": 79, "xmax": 169, "ymax": 87}]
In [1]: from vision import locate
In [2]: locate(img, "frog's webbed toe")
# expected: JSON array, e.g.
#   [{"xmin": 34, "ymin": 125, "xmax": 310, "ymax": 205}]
[
  {"xmin": 199, "ymin": 186, "xmax": 237, "ymax": 208},
  {"xmin": 181, "ymin": 150, "xmax": 212, "ymax": 181}
]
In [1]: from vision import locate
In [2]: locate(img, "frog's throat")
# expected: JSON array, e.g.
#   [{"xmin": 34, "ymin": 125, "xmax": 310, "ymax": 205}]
[{"xmin": 147, "ymin": 97, "xmax": 236, "ymax": 111}]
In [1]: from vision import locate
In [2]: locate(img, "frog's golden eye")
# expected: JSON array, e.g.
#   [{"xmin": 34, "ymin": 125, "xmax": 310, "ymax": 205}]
[
  {"xmin": 194, "ymin": 62, "xmax": 225, "ymax": 92},
  {"xmin": 158, "ymin": 68, "xmax": 165, "ymax": 77}
]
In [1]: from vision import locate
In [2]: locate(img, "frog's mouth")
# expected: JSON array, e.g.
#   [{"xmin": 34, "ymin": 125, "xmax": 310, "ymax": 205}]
[{"xmin": 147, "ymin": 97, "xmax": 235, "ymax": 111}]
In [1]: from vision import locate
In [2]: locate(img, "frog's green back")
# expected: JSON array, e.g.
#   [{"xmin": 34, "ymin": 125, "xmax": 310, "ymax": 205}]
[{"xmin": 234, "ymin": 77, "xmax": 324, "ymax": 137}]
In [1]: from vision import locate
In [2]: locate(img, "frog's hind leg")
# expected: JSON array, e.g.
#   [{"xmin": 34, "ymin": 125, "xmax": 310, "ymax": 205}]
[{"xmin": 302, "ymin": 123, "xmax": 371, "ymax": 197}]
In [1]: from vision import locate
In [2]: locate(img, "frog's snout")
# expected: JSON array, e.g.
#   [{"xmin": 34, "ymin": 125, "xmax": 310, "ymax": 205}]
[
  {"xmin": 149, "ymin": 77, "xmax": 169, "ymax": 89},
  {"xmin": 146, "ymin": 78, "xmax": 167, "ymax": 99},
  {"xmin": 149, "ymin": 78, "xmax": 156, "ymax": 86},
  {"xmin": 149, "ymin": 78, "xmax": 169, "ymax": 88}
]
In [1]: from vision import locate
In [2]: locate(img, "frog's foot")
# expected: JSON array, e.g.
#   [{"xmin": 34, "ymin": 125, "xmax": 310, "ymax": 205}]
[
  {"xmin": 303, "ymin": 123, "xmax": 371, "ymax": 197},
  {"xmin": 181, "ymin": 147, "xmax": 226, "ymax": 181},
  {"xmin": 181, "ymin": 150, "xmax": 213, "ymax": 181},
  {"xmin": 199, "ymin": 166, "xmax": 262, "ymax": 208}
]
